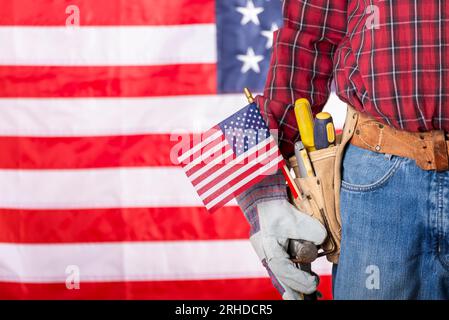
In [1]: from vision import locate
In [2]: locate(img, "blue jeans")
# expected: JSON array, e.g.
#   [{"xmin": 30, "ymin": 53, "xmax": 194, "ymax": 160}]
[{"xmin": 332, "ymin": 144, "xmax": 449, "ymax": 299}]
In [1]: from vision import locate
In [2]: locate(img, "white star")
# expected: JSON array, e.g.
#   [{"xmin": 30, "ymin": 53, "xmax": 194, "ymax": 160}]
[
  {"xmin": 237, "ymin": 47, "xmax": 264, "ymax": 73},
  {"xmin": 236, "ymin": 0, "xmax": 264, "ymax": 26},
  {"xmin": 261, "ymin": 23, "xmax": 278, "ymax": 49}
]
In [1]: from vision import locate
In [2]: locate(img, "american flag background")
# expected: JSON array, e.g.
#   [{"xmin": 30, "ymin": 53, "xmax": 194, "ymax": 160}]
[{"xmin": 0, "ymin": 0, "xmax": 346, "ymax": 299}]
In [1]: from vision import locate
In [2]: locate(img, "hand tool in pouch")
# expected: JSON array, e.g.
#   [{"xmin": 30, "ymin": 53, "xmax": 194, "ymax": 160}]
[
  {"xmin": 314, "ymin": 112, "xmax": 336, "ymax": 150},
  {"xmin": 294, "ymin": 141, "xmax": 315, "ymax": 177},
  {"xmin": 294, "ymin": 98, "xmax": 316, "ymax": 152}
]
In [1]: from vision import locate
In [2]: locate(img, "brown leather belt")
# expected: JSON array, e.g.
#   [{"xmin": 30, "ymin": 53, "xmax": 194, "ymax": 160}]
[{"xmin": 350, "ymin": 111, "xmax": 449, "ymax": 171}]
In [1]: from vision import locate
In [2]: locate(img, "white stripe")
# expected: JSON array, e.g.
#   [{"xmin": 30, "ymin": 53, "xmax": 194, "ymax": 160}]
[
  {"xmin": 0, "ymin": 167, "xmax": 236, "ymax": 209},
  {"xmin": 178, "ymin": 131, "xmax": 223, "ymax": 163},
  {"xmin": 206, "ymin": 155, "xmax": 283, "ymax": 209},
  {"xmin": 0, "ymin": 241, "xmax": 332, "ymax": 283},
  {"xmin": 0, "ymin": 240, "xmax": 263, "ymax": 282},
  {"xmin": 0, "ymin": 95, "xmax": 246, "ymax": 136},
  {"xmin": 0, "ymin": 25, "xmax": 216, "ymax": 66},
  {"xmin": 200, "ymin": 144, "xmax": 278, "ymax": 199},
  {"xmin": 184, "ymin": 140, "xmax": 228, "ymax": 172},
  {"xmin": 193, "ymin": 137, "xmax": 274, "ymax": 188},
  {"xmin": 188, "ymin": 149, "xmax": 234, "ymax": 182}
]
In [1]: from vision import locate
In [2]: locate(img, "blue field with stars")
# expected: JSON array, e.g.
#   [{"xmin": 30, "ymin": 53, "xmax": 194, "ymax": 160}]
[
  {"xmin": 216, "ymin": 0, "xmax": 283, "ymax": 93},
  {"xmin": 219, "ymin": 103, "xmax": 271, "ymax": 156}
]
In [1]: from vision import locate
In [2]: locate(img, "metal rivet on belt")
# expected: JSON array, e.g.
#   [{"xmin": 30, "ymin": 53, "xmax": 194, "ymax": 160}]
[
  {"xmin": 378, "ymin": 124, "xmax": 384, "ymax": 129},
  {"xmin": 355, "ymin": 129, "xmax": 360, "ymax": 135},
  {"xmin": 375, "ymin": 145, "xmax": 381, "ymax": 151}
]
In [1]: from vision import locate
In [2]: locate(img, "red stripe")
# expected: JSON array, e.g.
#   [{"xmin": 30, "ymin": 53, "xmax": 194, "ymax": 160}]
[
  {"xmin": 201, "ymin": 150, "xmax": 281, "ymax": 202},
  {"xmin": 189, "ymin": 149, "xmax": 235, "ymax": 186},
  {"xmin": 189, "ymin": 140, "xmax": 277, "ymax": 186},
  {"xmin": 0, "ymin": 64, "xmax": 216, "ymax": 98},
  {"xmin": 207, "ymin": 158, "xmax": 284, "ymax": 213},
  {"xmin": 0, "ymin": 0, "xmax": 215, "ymax": 26},
  {"xmin": 183, "ymin": 135, "xmax": 228, "ymax": 173},
  {"xmin": 192, "ymin": 140, "xmax": 277, "ymax": 188},
  {"xmin": 0, "ymin": 276, "xmax": 332, "ymax": 300},
  {"xmin": 0, "ymin": 207, "xmax": 248, "ymax": 243},
  {"xmin": 178, "ymin": 128, "xmax": 222, "ymax": 166},
  {"xmin": 0, "ymin": 134, "xmax": 186, "ymax": 169},
  {"xmin": 186, "ymin": 144, "xmax": 232, "ymax": 179}
]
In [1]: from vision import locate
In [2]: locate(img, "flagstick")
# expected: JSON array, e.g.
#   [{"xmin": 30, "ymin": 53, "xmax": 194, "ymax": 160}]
[
  {"xmin": 243, "ymin": 87, "xmax": 254, "ymax": 104},
  {"xmin": 243, "ymin": 88, "xmax": 302, "ymax": 200},
  {"xmin": 281, "ymin": 165, "xmax": 302, "ymax": 200}
]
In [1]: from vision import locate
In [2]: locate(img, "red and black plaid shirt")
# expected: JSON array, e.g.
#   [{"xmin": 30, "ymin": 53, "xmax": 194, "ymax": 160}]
[{"xmin": 257, "ymin": 0, "xmax": 449, "ymax": 158}]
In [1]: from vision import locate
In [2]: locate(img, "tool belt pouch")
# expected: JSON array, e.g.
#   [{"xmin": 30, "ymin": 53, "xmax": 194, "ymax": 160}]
[{"xmin": 288, "ymin": 106, "xmax": 359, "ymax": 263}]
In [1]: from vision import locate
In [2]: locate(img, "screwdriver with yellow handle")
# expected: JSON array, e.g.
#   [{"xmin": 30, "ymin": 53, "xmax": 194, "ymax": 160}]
[{"xmin": 294, "ymin": 98, "xmax": 316, "ymax": 152}]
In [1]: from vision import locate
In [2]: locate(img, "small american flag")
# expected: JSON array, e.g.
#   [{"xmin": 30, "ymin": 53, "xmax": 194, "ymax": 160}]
[{"xmin": 178, "ymin": 102, "xmax": 285, "ymax": 212}]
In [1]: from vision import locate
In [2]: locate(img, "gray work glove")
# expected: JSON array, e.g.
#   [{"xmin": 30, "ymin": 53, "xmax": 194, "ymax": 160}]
[{"xmin": 248, "ymin": 199, "xmax": 327, "ymax": 300}]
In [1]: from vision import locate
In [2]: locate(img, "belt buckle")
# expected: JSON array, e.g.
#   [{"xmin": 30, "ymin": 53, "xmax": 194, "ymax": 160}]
[{"xmin": 431, "ymin": 130, "xmax": 449, "ymax": 172}]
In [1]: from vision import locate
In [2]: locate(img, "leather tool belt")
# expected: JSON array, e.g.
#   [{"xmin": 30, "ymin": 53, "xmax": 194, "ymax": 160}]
[{"xmin": 350, "ymin": 111, "xmax": 449, "ymax": 172}]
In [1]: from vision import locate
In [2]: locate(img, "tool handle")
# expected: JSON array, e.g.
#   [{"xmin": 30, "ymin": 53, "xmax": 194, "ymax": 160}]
[
  {"xmin": 300, "ymin": 264, "xmax": 318, "ymax": 301},
  {"xmin": 288, "ymin": 239, "xmax": 318, "ymax": 264},
  {"xmin": 314, "ymin": 112, "xmax": 336, "ymax": 150},
  {"xmin": 288, "ymin": 240, "xmax": 319, "ymax": 301},
  {"xmin": 294, "ymin": 99, "xmax": 315, "ymax": 152}
]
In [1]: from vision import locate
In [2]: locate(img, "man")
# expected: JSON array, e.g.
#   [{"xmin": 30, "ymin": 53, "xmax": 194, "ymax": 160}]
[{"xmin": 237, "ymin": 0, "xmax": 449, "ymax": 299}]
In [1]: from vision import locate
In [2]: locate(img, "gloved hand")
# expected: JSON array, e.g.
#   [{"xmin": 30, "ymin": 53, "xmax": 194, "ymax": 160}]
[{"xmin": 249, "ymin": 199, "xmax": 327, "ymax": 300}]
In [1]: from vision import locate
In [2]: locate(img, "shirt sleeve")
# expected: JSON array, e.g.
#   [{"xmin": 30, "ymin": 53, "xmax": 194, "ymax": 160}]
[
  {"xmin": 258, "ymin": 0, "xmax": 348, "ymax": 158},
  {"xmin": 237, "ymin": 0, "xmax": 348, "ymax": 218}
]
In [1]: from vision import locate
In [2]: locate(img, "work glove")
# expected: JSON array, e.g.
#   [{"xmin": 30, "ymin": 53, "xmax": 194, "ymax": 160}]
[{"xmin": 240, "ymin": 197, "xmax": 327, "ymax": 300}]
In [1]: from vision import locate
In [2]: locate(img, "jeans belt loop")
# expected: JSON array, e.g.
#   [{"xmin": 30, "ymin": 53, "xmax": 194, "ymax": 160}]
[{"xmin": 431, "ymin": 130, "xmax": 449, "ymax": 172}]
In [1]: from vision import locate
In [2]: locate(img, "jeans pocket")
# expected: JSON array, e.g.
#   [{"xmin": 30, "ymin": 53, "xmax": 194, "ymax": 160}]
[{"xmin": 341, "ymin": 144, "xmax": 403, "ymax": 192}]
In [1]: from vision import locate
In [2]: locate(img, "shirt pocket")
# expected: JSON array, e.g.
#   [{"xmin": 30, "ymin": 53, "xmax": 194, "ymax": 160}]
[{"xmin": 341, "ymin": 144, "xmax": 403, "ymax": 192}]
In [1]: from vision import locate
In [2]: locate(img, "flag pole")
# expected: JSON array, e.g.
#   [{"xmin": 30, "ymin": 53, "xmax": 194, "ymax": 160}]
[{"xmin": 243, "ymin": 87, "xmax": 254, "ymax": 104}]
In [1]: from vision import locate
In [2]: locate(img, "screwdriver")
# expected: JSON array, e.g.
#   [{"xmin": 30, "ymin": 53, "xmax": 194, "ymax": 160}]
[
  {"xmin": 314, "ymin": 112, "xmax": 336, "ymax": 150},
  {"xmin": 294, "ymin": 98, "xmax": 315, "ymax": 152}
]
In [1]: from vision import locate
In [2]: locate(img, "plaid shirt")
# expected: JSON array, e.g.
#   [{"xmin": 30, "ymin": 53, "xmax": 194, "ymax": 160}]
[{"xmin": 238, "ymin": 0, "xmax": 449, "ymax": 215}]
